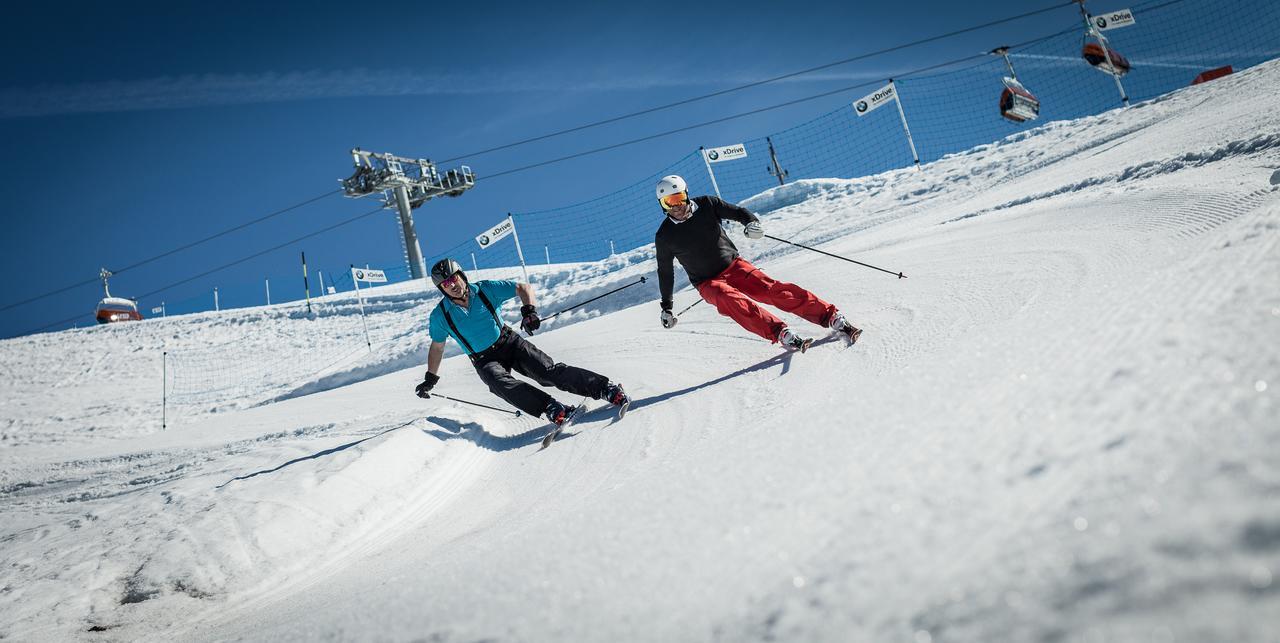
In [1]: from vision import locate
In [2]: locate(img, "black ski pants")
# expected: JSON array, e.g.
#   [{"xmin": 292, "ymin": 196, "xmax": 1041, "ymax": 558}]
[{"xmin": 471, "ymin": 327, "xmax": 608, "ymax": 418}]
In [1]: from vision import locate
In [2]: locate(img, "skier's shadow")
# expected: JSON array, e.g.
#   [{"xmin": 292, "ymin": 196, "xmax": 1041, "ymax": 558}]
[
  {"xmin": 217, "ymin": 418, "xmax": 419, "ymax": 488},
  {"xmin": 218, "ymin": 338, "xmax": 843, "ymax": 480},
  {"xmin": 421, "ymin": 415, "xmax": 550, "ymax": 452},
  {"xmin": 422, "ymin": 405, "xmax": 625, "ymax": 451},
  {"xmin": 220, "ymin": 413, "xmax": 555, "ymax": 487},
  {"xmin": 629, "ymin": 335, "xmax": 841, "ymax": 413}
]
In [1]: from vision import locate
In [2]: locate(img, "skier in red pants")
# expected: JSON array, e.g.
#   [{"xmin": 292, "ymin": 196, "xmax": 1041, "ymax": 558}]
[{"xmin": 653, "ymin": 174, "xmax": 862, "ymax": 350}]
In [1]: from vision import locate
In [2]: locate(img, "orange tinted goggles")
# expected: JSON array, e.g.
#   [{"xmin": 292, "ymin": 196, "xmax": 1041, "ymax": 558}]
[{"xmin": 659, "ymin": 191, "xmax": 689, "ymax": 210}]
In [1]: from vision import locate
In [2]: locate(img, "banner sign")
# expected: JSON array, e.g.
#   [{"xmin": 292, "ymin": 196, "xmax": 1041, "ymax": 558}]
[
  {"xmin": 703, "ymin": 143, "xmax": 747, "ymax": 163},
  {"xmin": 352, "ymin": 268, "xmax": 387, "ymax": 283},
  {"xmin": 475, "ymin": 217, "xmax": 515, "ymax": 249},
  {"xmin": 151, "ymin": 306, "xmax": 164, "ymax": 314},
  {"xmin": 853, "ymin": 83, "xmax": 897, "ymax": 117},
  {"xmin": 1093, "ymin": 8, "xmax": 1135, "ymax": 31}
]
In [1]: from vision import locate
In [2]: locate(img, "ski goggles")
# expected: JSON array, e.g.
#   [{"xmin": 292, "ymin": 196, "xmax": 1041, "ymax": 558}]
[
  {"xmin": 439, "ymin": 273, "xmax": 464, "ymax": 290},
  {"xmin": 659, "ymin": 191, "xmax": 689, "ymax": 211}
]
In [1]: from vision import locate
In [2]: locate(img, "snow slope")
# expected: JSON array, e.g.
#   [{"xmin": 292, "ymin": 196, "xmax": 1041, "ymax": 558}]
[{"xmin": 1, "ymin": 60, "xmax": 1278, "ymax": 642}]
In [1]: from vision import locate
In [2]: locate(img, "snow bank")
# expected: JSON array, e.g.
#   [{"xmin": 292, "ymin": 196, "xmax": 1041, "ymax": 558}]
[{"xmin": 0, "ymin": 413, "xmax": 501, "ymax": 638}]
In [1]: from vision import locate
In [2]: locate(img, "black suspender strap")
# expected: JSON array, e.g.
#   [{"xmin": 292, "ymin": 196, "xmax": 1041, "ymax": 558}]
[
  {"xmin": 439, "ymin": 286, "xmax": 506, "ymax": 358},
  {"xmin": 476, "ymin": 289, "xmax": 501, "ymax": 326},
  {"xmin": 439, "ymin": 306, "xmax": 477, "ymax": 356}
]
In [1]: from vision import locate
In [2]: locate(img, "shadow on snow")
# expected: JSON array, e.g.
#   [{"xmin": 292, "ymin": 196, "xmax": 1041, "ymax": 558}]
[
  {"xmin": 216, "ymin": 419, "xmax": 418, "ymax": 488},
  {"xmin": 217, "ymin": 337, "xmax": 839, "ymax": 484}
]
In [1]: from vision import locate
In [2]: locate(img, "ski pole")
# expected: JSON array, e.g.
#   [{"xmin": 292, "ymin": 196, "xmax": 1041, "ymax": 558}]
[
  {"xmin": 430, "ymin": 393, "xmax": 522, "ymax": 416},
  {"xmin": 543, "ymin": 276, "xmax": 647, "ymax": 321},
  {"xmin": 764, "ymin": 234, "xmax": 906, "ymax": 279}
]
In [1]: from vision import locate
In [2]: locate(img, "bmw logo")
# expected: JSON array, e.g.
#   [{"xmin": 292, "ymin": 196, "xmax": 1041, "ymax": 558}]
[
  {"xmin": 708, "ymin": 150, "xmax": 720, "ymax": 160},
  {"xmin": 356, "ymin": 270, "xmax": 364, "ymax": 279},
  {"xmin": 856, "ymin": 101, "xmax": 868, "ymax": 112},
  {"xmin": 1095, "ymin": 16, "xmax": 1107, "ymax": 28},
  {"xmin": 479, "ymin": 235, "xmax": 490, "ymax": 246}
]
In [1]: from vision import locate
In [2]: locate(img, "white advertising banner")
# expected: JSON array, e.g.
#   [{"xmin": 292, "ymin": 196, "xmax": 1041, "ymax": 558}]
[
  {"xmin": 703, "ymin": 143, "xmax": 747, "ymax": 163},
  {"xmin": 351, "ymin": 268, "xmax": 387, "ymax": 283},
  {"xmin": 475, "ymin": 217, "xmax": 516, "ymax": 249},
  {"xmin": 853, "ymin": 83, "xmax": 897, "ymax": 117},
  {"xmin": 1093, "ymin": 8, "xmax": 1136, "ymax": 31}
]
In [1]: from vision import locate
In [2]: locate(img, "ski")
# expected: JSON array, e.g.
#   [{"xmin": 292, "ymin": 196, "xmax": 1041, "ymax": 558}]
[
  {"xmin": 615, "ymin": 399, "xmax": 631, "ymax": 420},
  {"xmin": 539, "ymin": 404, "xmax": 587, "ymax": 450}
]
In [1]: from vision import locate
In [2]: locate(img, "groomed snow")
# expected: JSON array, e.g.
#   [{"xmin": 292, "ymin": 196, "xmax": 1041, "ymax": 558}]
[{"xmin": 2, "ymin": 59, "xmax": 1278, "ymax": 642}]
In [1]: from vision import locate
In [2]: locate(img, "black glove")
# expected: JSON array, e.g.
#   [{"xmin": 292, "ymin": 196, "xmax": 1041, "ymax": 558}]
[
  {"xmin": 520, "ymin": 304, "xmax": 541, "ymax": 335},
  {"xmin": 415, "ymin": 371, "xmax": 440, "ymax": 399}
]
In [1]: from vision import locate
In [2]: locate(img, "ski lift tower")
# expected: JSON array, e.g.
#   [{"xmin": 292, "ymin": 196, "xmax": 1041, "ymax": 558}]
[{"xmin": 340, "ymin": 149, "xmax": 476, "ymax": 279}]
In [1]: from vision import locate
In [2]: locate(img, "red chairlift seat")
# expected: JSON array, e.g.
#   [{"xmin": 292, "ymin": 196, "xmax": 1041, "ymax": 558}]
[
  {"xmin": 999, "ymin": 77, "xmax": 1040, "ymax": 123},
  {"xmin": 1082, "ymin": 42, "xmax": 1131, "ymax": 76},
  {"xmin": 95, "ymin": 296, "xmax": 143, "ymax": 324}
]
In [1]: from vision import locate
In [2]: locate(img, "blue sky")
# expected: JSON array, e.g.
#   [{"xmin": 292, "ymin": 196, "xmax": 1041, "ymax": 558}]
[{"xmin": 0, "ymin": 0, "xmax": 1089, "ymax": 337}]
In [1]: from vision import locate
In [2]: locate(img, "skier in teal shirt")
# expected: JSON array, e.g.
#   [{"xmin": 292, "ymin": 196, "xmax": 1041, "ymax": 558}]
[{"xmin": 415, "ymin": 258, "xmax": 629, "ymax": 426}]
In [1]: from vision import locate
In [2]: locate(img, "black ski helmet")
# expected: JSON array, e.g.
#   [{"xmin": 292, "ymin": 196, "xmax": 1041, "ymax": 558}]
[{"xmin": 430, "ymin": 258, "xmax": 466, "ymax": 289}]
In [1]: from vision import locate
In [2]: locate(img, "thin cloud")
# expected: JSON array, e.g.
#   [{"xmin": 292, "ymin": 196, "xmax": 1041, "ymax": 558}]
[
  {"xmin": 0, "ymin": 69, "xmax": 553, "ymax": 118},
  {"xmin": 0, "ymin": 66, "xmax": 894, "ymax": 119}
]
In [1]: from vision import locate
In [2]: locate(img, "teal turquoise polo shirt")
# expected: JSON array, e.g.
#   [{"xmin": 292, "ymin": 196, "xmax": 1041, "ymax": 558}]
[{"xmin": 428, "ymin": 279, "xmax": 519, "ymax": 354}]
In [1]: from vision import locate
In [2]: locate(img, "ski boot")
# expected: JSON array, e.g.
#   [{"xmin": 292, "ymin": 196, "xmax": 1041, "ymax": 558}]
[
  {"xmin": 602, "ymin": 382, "xmax": 629, "ymax": 407},
  {"xmin": 778, "ymin": 327, "xmax": 814, "ymax": 353},
  {"xmin": 828, "ymin": 312, "xmax": 863, "ymax": 345},
  {"xmin": 541, "ymin": 399, "xmax": 585, "ymax": 449},
  {"xmin": 545, "ymin": 399, "xmax": 577, "ymax": 426},
  {"xmin": 601, "ymin": 382, "xmax": 631, "ymax": 419}
]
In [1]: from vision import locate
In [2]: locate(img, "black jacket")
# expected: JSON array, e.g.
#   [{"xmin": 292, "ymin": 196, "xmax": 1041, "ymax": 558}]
[{"xmin": 655, "ymin": 195, "xmax": 759, "ymax": 309}]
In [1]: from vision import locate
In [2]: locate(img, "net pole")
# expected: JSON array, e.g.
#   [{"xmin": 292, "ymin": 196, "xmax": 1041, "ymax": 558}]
[
  {"xmin": 508, "ymin": 214, "xmax": 530, "ymax": 284},
  {"xmin": 700, "ymin": 147, "xmax": 723, "ymax": 197},
  {"xmin": 890, "ymin": 80, "xmax": 922, "ymax": 170}
]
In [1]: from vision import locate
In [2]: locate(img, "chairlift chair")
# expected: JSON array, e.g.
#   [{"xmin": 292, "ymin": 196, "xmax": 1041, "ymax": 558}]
[
  {"xmin": 95, "ymin": 297, "xmax": 143, "ymax": 324},
  {"xmin": 1077, "ymin": 0, "xmax": 1132, "ymax": 78},
  {"xmin": 1082, "ymin": 42, "xmax": 1131, "ymax": 77},
  {"xmin": 1000, "ymin": 77, "xmax": 1041, "ymax": 123},
  {"xmin": 95, "ymin": 268, "xmax": 143, "ymax": 324},
  {"xmin": 990, "ymin": 47, "xmax": 1041, "ymax": 123}
]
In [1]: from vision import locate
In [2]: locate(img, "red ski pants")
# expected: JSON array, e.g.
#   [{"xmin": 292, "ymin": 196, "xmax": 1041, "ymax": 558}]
[{"xmin": 695, "ymin": 257, "xmax": 836, "ymax": 342}]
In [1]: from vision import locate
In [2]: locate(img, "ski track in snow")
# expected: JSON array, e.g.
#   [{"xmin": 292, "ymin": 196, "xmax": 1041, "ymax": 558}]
[{"xmin": 1, "ymin": 60, "xmax": 1279, "ymax": 642}]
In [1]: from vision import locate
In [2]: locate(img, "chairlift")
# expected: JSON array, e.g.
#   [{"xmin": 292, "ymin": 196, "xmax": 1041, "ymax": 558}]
[
  {"xmin": 1081, "ymin": 42, "xmax": 1131, "ymax": 77},
  {"xmin": 95, "ymin": 268, "xmax": 142, "ymax": 324},
  {"xmin": 990, "ymin": 47, "xmax": 1040, "ymax": 123},
  {"xmin": 1000, "ymin": 78, "xmax": 1041, "ymax": 123}
]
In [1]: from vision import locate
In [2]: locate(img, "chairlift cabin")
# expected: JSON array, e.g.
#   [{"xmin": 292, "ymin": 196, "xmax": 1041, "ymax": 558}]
[
  {"xmin": 1000, "ymin": 78, "xmax": 1040, "ymax": 123},
  {"xmin": 1082, "ymin": 42, "xmax": 1131, "ymax": 77},
  {"xmin": 95, "ymin": 268, "xmax": 142, "ymax": 324},
  {"xmin": 990, "ymin": 47, "xmax": 1040, "ymax": 123},
  {"xmin": 96, "ymin": 297, "xmax": 142, "ymax": 324}
]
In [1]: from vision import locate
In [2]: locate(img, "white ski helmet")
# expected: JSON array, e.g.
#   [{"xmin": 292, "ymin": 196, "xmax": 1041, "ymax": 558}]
[{"xmin": 655, "ymin": 175, "xmax": 687, "ymax": 201}]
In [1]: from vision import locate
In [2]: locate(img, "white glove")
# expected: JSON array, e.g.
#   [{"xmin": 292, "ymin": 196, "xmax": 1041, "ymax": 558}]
[
  {"xmin": 744, "ymin": 221, "xmax": 764, "ymax": 239},
  {"xmin": 660, "ymin": 309, "xmax": 678, "ymax": 329}
]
